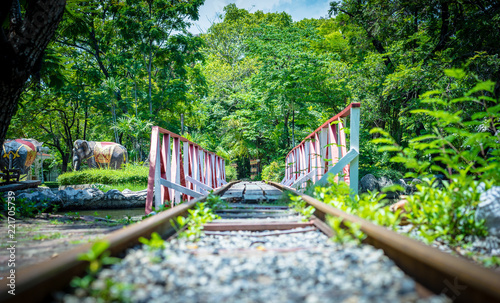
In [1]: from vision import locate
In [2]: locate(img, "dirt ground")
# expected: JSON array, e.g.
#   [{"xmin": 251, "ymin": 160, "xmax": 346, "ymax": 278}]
[{"xmin": 0, "ymin": 214, "xmax": 126, "ymax": 275}]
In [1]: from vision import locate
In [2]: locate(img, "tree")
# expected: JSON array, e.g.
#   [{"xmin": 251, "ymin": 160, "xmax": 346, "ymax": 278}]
[
  {"xmin": 0, "ymin": 0, "xmax": 66, "ymax": 145},
  {"xmin": 198, "ymin": 5, "xmax": 344, "ymax": 177},
  {"xmin": 116, "ymin": 0, "xmax": 204, "ymax": 115},
  {"xmin": 327, "ymin": 0, "xmax": 500, "ymax": 143}
]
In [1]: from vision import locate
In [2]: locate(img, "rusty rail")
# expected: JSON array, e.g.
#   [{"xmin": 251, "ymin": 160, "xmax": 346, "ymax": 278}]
[
  {"xmin": 0, "ymin": 181, "xmax": 238, "ymax": 303},
  {"xmin": 268, "ymin": 181, "xmax": 500, "ymax": 303}
]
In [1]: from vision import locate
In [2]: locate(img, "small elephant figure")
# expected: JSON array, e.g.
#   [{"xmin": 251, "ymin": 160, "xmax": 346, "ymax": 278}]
[
  {"xmin": 73, "ymin": 140, "xmax": 127, "ymax": 171},
  {"xmin": 1, "ymin": 139, "xmax": 43, "ymax": 174}
]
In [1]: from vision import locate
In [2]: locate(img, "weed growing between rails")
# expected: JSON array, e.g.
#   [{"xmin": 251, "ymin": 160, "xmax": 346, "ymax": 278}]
[
  {"xmin": 67, "ymin": 241, "xmax": 132, "ymax": 302},
  {"xmin": 288, "ymin": 194, "xmax": 315, "ymax": 222},
  {"xmin": 171, "ymin": 194, "xmax": 225, "ymax": 241},
  {"xmin": 311, "ymin": 177, "xmax": 402, "ymax": 243}
]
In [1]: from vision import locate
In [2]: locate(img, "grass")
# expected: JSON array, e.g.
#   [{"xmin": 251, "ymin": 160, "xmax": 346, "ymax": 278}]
[
  {"xmin": 57, "ymin": 164, "xmax": 149, "ymax": 187},
  {"xmin": 49, "ymin": 219, "xmax": 65, "ymax": 225},
  {"xmin": 33, "ymin": 232, "xmax": 63, "ymax": 240}
]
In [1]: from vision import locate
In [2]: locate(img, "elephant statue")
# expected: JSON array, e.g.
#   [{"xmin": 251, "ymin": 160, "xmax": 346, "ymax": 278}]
[
  {"xmin": 73, "ymin": 140, "xmax": 128, "ymax": 171},
  {"xmin": 1, "ymin": 138, "xmax": 43, "ymax": 174}
]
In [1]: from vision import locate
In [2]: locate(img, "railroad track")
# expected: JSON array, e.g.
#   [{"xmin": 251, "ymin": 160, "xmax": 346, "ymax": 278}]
[{"xmin": 2, "ymin": 181, "xmax": 500, "ymax": 302}]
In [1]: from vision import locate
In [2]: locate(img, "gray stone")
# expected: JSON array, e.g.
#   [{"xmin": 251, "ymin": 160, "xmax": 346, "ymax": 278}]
[
  {"xmin": 378, "ymin": 176, "xmax": 397, "ymax": 198},
  {"xmin": 395, "ymin": 179, "xmax": 410, "ymax": 194},
  {"xmin": 14, "ymin": 187, "xmax": 61, "ymax": 203},
  {"xmin": 408, "ymin": 178, "xmax": 422, "ymax": 194},
  {"xmin": 378, "ymin": 176, "xmax": 393, "ymax": 189},
  {"xmin": 7, "ymin": 186, "xmax": 147, "ymax": 211},
  {"xmin": 476, "ymin": 186, "xmax": 500, "ymax": 237},
  {"xmin": 360, "ymin": 174, "xmax": 379, "ymax": 192},
  {"xmin": 105, "ymin": 189, "xmax": 125, "ymax": 200}
]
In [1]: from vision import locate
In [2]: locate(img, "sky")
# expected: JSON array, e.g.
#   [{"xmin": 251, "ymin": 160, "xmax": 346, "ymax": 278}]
[{"xmin": 189, "ymin": 0, "xmax": 332, "ymax": 34}]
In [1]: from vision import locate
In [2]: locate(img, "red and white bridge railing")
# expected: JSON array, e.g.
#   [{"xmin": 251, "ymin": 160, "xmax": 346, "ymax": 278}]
[
  {"xmin": 281, "ymin": 103, "xmax": 360, "ymax": 194},
  {"xmin": 145, "ymin": 126, "xmax": 227, "ymax": 214}
]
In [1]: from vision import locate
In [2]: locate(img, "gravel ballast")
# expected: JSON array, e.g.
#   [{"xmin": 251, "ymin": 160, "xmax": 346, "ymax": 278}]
[{"xmin": 57, "ymin": 228, "xmax": 448, "ymax": 303}]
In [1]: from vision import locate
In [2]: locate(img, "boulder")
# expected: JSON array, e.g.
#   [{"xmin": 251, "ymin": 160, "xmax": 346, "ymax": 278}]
[
  {"xmin": 5, "ymin": 186, "xmax": 148, "ymax": 211},
  {"xmin": 395, "ymin": 179, "xmax": 410, "ymax": 194},
  {"xmin": 360, "ymin": 174, "xmax": 379, "ymax": 193},
  {"xmin": 377, "ymin": 176, "xmax": 398, "ymax": 198},
  {"xmin": 106, "ymin": 189, "xmax": 125, "ymax": 200},
  {"xmin": 378, "ymin": 176, "xmax": 393, "ymax": 189},
  {"xmin": 407, "ymin": 178, "xmax": 422, "ymax": 194},
  {"xmin": 476, "ymin": 186, "xmax": 500, "ymax": 237},
  {"xmin": 12, "ymin": 187, "xmax": 62, "ymax": 209},
  {"xmin": 56, "ymin": 187, "xmax": 105, "ymax": 209}
]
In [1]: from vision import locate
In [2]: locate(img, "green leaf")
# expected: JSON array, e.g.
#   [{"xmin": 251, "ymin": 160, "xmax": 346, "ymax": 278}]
[
  {"xmin": 377, "ymin": 145, "xmax": 402, "ymax": 152},
  {"xmin": 420, "ymin": 90, "xmax": 443, "ymax": 98},
  {"xmin": 444, "ymin": 68, "xmax": 466, "ymax": 79},
  {"xmin": 467, "ymin": 80, "xmax": 496, "ymax": 95},
  {"xmin": 410, "ymin": 134, "xmax": 437, "ymax": 142}
]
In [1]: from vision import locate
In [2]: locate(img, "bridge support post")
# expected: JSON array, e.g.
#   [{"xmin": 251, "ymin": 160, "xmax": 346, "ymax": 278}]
[{"xmin": 349, "ymin": 105, "xmax": 360, "ymax": 196}]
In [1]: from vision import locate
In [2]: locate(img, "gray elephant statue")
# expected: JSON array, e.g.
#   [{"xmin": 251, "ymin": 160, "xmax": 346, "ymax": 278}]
[
  {"xmin": 1, "ymin": 138, "xmax": 43, "ymax": 174},
  {"xmin": 73, "ymin": 140, "xmax": 127, "ymax": 171}
]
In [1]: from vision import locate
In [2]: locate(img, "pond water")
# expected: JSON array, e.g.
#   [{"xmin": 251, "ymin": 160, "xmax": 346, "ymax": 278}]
[{"xmin": 57, "ymin": 208, "xmax": 146, "ymax": 220}]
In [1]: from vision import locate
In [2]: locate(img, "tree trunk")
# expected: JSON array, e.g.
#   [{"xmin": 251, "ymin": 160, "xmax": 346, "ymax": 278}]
[
  {"xmin": 291, "ymin": 102, "xmax": 295, "ymax": 147},
  {"xmin": 0, "ymin": 0, "xmax": 66, "ymax": 145},
  {"xmin": 148, "ymin": 41, "xmax": 153, "ymax": 115},
  {"xmin": 61, "ymin": 151, "xmax": 69, "ymax": 173},
  {"xmin": 180, "ymin": 113, "xmax": 184, "ymax": 135},
  {"xmin": 283, "ymin": 112, "xmax": 289, "ymax": 149},
  {"xmin": 148, "ymin": 2, "xmax": 153, "ymax": 115},
  {"xmin": 0, "ymin": 84, "xmax": 24, "ymax": 144}
]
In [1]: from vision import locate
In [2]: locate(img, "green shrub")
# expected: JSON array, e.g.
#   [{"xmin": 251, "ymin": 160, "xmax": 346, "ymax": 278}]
[
  {"xmin": 368, "ymin": 72, "xmax": 498, "ymax": 244},
  {"xmin": 261, "ymin": 161, "xmax": 285, "ymax": 182},
  {"xmin": 225, "ymin": 165, "xmax": 238, "ymax": 181},
  {"xmin": 314, "ymin": 73, "xmax": 496, "ymax": 247},
  {"xmin": 314, "ymin": 177, "xmax": 401, "ymax": 230},
  {"xmin": 1, "ymin": 197, "xmax": 49, "ymax": 218},
  {"xmin": 404, "ymin": 177, "xmax": 488, "ymax": 244},
  {"xmin": 42, "ymin": 181, "xmax": 60, "ymax": 188},
  {"xmin": 57, "ymin": 164, "xmax": 149, "ymax": 186}
]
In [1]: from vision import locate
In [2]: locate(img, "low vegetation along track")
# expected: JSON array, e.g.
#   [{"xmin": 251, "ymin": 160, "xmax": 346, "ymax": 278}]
[{"xmin": 2, "ymin": 181, "xmax": 500, "ymax": 302}]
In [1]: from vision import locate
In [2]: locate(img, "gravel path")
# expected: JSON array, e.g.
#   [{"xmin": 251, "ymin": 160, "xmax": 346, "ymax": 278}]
[{"xmin": 58, "ymin": 228, "xmax": 448, "ymax": 303}]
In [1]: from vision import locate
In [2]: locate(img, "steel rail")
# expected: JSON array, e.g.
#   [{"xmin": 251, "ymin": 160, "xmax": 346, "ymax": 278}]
[
  {"xmin": 0, "ymin": 181, "xmax": 239, "ymax": 303},
  {"xmin": 268, "ymin": 181, "xmax": 500, "ymax": 303}
]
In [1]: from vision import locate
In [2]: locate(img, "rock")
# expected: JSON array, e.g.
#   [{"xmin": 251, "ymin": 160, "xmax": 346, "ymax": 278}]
[
  {"xmin": 378, "ymin": 176, "xmax": 398, "ymax": 198},
  {"xmin": 360, "ymin": 174, "xmax": 379, "ymax": 192},
  {"xmin": 7, "ymin": 186, "xmax": 147, "ymax": 211},
  {"xmin": 476, "ymin": 186, "xmax": 500, "ymax": 237},
  {"xmin": 105, "ymin": 189, "xmax": 124, "ymax": 200},
  {"xmin": 408, "ymin": 178, "xmax": 422, "ymax": 194},
  {"xmin": 395, "ymin": 179, "xmax": 410, "ymax": 195},
  {"xmin": 60, "ymin": 228, "xmax": 444, "ymax": 303},
  {"xmin": 57, "ymin": 187, "xmax": 104, "ymax": 209},
  {"xmin": 9, "ymin": 187, "xmax": 62, "ymax": 209},
  {"xmin": 378, "ymin": 176, "xmax": 393, "ymax": 189}
]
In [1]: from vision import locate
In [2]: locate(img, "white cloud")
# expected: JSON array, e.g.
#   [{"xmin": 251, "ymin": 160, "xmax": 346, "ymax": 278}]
[{"xmin": 189, "ymin": 0, "xmax": 330, "ymax": 34}]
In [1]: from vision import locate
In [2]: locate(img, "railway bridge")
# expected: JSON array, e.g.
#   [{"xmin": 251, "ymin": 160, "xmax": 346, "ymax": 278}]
[{"xmin": 3, "ymin": 103, "xmax": 500, "ymax": 303}]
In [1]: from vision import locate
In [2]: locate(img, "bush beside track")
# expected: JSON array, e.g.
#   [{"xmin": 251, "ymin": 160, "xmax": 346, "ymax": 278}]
[{"xmin": 57, "ymin": 164, "xmax": 149, "ymax": 186}]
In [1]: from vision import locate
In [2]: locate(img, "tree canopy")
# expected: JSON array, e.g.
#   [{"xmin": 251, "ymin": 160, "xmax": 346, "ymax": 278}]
[{"xmin": 4, "ymin": 1, "xmax": 500, "ymax": 178}]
